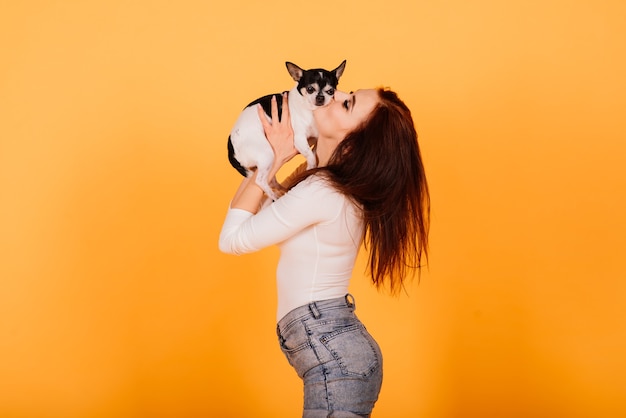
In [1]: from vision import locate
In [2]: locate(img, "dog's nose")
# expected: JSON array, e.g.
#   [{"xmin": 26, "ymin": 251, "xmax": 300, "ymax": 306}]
[{"xmin": 315, "ymin": 96, "xmax": 325, "ymax": 106}]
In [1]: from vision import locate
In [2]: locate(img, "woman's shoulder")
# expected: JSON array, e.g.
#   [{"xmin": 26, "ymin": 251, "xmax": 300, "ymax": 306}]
[
  {"xmin": 272, "ymin": 172, "xmax": 360, "ymax": 223},
  {"xmin": 291, "ymin": 173, "xmax": 338, "ymax": 196},
  {"xmin": 276, "ymin": 174, "xmax": 346, "ymax": 210}
]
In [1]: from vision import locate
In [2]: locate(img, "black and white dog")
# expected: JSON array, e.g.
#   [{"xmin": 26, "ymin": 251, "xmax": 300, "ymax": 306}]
[{"xmin": 227, "ymin": 60, "xmax": 346, "ymax": 200}]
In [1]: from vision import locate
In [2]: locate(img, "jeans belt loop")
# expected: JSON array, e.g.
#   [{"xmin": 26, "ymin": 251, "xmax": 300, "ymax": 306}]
[
  {"xmin": 309, "ymin": 301, "xmax": 321, "ymax": 319},
  {"xmin": 345, "ymin": 293, "xmax": 356, "ymax": 310}
]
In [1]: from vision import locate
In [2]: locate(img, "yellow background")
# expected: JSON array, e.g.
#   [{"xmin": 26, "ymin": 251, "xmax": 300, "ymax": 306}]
[{"xmin": 1, "ymin": 1, "xmax": 625, "ymax": 417}]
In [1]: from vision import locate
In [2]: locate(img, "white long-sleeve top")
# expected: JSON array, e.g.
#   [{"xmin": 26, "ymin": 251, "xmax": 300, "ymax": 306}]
[{"xmin": 219, "ymin": 175, "xmax": 364, "ymax": 322}]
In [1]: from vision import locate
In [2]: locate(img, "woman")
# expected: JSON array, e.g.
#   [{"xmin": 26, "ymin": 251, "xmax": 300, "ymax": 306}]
[{"xmin": 219, "ymin": 88, "xmax": 429, "ymax": 417}]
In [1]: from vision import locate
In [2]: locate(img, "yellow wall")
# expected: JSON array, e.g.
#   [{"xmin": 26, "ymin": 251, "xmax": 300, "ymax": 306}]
[{"xmin": 1, "ymin": 1, "xmax": 625, "ymax": 417}]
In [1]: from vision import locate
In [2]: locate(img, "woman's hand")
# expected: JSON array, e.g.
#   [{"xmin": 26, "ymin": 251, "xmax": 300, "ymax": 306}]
[{"xmin": 257, "ymin": 93, "xmax": 298, "ymax": 173}]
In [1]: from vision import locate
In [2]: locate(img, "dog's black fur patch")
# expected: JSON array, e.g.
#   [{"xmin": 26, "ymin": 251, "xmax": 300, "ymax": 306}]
[{"xmin": 227, "ymin": 93, "xmax": 286, "ymax": 176}]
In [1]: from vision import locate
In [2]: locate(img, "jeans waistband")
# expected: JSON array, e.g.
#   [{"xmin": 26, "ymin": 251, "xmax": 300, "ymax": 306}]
[{"xmin": 277, "ymin": 294, "xmax": 356, "ymax": 333}]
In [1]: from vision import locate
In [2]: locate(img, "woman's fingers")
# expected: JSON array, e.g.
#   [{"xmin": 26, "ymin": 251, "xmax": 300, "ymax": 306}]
[
  {"xmin": 280, "ymin": 92, "xmax": 290, "ymax": 122},
  {"xmin": 257, "ymin": 102, "xmax": 271, "ymax": 132},
  {"xmin": 257, "ymin": 92, "xmax": 292, "ymax": 134},
  {"xmin": 270, "ymin": 94, "xmax": 279, "ymax": 122}
]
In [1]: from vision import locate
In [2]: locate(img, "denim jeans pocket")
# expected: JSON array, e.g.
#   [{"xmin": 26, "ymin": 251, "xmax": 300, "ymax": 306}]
[
  {"xmin": 319, "ymin": 323, "xmax": 381, "ymax": 378},
  {"xmin": 278, "ymin": 321, "xmax": 319, "ymax": 378}
]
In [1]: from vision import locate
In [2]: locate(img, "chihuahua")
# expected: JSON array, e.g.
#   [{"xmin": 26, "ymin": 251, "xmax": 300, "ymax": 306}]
[{"xmin": 227, "ymin": 60, "xmax": 346, "ymax": 200}]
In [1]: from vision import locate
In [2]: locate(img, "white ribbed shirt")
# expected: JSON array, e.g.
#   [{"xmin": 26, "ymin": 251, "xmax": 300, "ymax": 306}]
[{"xmin": 219, "ymin": 175, "xmax": 363, "ymax": 321}]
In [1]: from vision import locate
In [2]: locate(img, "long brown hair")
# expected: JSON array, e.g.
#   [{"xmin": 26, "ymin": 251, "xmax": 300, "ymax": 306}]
[{"xmin": 287, "ymin": 88, "xmax": 430, "ymax": 293}]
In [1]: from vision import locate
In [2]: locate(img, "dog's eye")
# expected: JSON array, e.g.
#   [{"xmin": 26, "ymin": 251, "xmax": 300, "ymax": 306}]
[
  {"xmin": 343, "ymin": 100, "xmax": 349, "ymax": 110},
  {"xmin": 327, "ymin": 88, "xmax": 334, "ymax": 95},
  {"xmin": 306, "ymin": 86, "xmax": 316, "ymax": 94}
]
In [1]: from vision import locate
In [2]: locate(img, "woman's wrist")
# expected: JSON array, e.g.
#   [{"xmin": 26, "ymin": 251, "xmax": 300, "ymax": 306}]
[{"xmin": 230, "ymin": 171, "xmax": 267, "ymax": 213}]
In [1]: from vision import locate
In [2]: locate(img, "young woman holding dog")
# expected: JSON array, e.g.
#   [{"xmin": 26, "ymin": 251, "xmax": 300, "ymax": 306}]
[{"xmin": 219, "ymin": 87, "xmax": 429, "ymax": 417}]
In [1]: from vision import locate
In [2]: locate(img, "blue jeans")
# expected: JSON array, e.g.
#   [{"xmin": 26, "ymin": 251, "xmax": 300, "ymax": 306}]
[{"xmin": 276, "ymin": 294, "xmax": 383, "ymax": 417}]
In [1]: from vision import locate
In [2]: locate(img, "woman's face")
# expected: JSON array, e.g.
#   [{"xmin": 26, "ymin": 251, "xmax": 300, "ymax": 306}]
[{"xmin": 313, "ymin": 89, "xmax": 379, "ymax": 141}]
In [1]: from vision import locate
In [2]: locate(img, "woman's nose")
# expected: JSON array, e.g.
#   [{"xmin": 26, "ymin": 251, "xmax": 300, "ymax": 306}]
[{"xmin": 333, "ymin": 90, "xmax": 350, "ymax": 101}]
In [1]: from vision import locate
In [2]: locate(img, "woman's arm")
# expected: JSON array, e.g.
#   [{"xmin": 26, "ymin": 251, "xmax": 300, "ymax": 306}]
[
  {"xmin": 219, "ymin": 174, "xmax": 343, "ymax": 255},
  {"xmin": 229, "ymin": 93, "xmax": 298, "ymax": 214}
]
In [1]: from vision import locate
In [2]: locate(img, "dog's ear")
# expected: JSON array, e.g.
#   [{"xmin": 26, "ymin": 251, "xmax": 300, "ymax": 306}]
[
  {"xmin": 333, "ymin": 60, "xmax": 347, "ymax": 80},
  {"xmin": 286, "ymin": 62, "xmax": 304, "ymax": 82}
]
